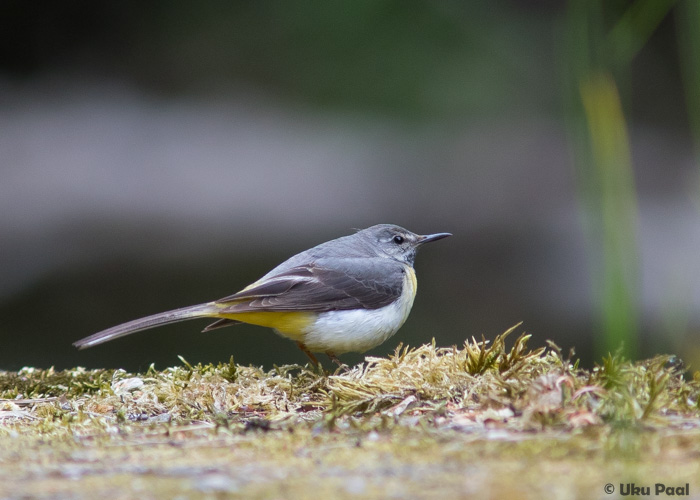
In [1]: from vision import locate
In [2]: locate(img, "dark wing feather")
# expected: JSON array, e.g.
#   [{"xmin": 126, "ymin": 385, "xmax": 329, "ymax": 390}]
[
  {"xmin": 215, "ymin": 267, "xmax": 313, "ymax": 303},
  {"xmin": 215, "ymin": 258, "xmax": 405, "ymax": 313}
]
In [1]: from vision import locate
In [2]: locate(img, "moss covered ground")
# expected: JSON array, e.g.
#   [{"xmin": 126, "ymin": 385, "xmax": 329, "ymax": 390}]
[{"xmin": 2, "ymin": 327, "xmax": 700, "ymax": 499}]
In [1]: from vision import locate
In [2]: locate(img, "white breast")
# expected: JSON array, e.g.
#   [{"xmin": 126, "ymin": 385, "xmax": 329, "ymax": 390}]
[{"xmin": 301, "ymin": 267, "xmax": 417, "ymax": 354}]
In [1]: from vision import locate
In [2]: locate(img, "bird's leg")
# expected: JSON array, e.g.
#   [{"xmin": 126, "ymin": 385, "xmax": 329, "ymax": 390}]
[
  {"xmin": 326, "ymin": 351, "xmax": 349, "ymax": 375},
  {"xmin": 296, "ymin": 342, "xmax": 320, "ymax": 367},
  {"xmin": 325, "ymin": 351, "xmax": 343, "ymax": 367}
]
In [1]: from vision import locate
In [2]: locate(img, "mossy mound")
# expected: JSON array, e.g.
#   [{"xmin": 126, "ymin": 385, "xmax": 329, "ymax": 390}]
[{"xmin": 1, "ymin": 326, "xmax": 699, "ymax": 498}]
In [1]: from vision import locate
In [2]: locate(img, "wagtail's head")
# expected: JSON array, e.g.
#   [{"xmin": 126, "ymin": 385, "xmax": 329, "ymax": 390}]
[{"xmin": 357, "ymin": 224, "xmax": 451, "ymax": 266}]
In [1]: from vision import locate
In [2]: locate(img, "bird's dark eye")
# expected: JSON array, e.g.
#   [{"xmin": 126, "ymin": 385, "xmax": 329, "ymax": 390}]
[{"xmin": 393, "ymin": 235, "xmax": 404, "ymax": 244}]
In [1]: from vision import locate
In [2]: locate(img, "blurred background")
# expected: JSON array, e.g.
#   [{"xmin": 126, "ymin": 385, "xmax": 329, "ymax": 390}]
[{"xmin": 1, "ymin": 1, "xmax": 698, "ymax": 372}]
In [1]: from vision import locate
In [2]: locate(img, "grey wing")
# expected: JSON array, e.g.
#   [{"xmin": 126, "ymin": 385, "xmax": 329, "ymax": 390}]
[{"xmin": 215, "ymin": 258, "xmax": 406, "ymax": 313}]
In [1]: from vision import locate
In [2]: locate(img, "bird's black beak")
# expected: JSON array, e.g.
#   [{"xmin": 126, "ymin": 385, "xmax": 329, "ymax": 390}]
[{"xmin": 417, "ymin": 232, "xmax": 452, "ymax": 245}]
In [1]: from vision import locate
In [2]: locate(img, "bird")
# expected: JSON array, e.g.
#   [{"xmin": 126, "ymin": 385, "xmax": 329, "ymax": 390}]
[{"xmin": 73, "ymin": 224, "xmax": 451, "ymax": 365}]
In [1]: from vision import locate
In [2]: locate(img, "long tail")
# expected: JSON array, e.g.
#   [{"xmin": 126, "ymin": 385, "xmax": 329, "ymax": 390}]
[{"xmin": 73, "ymin": 303, "xmax": 218, "ymax": 349}]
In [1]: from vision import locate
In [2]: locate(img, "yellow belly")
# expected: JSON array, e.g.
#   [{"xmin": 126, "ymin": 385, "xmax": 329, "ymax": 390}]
[{"xmin": 218, "ymin": 311, "xmax": 315, "ymax": 340}]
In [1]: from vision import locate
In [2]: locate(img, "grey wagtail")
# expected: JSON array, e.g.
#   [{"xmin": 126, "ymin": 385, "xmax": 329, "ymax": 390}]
[{"xmin": 73, "ymin": 224, "xmax": 451, "ymax": 365}]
